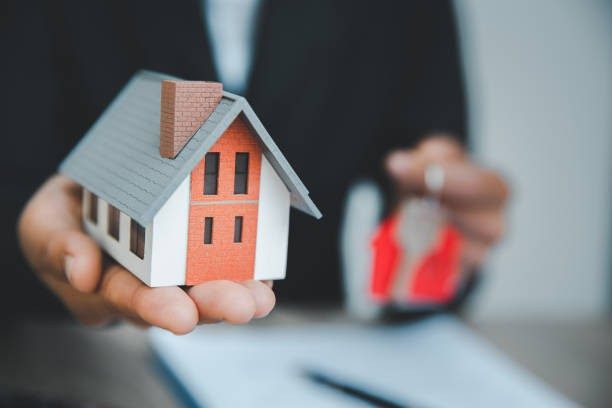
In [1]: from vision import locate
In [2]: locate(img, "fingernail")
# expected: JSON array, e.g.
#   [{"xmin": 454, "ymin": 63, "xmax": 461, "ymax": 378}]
[
  {"xmin": 387, "ymin": 152, "xmax": 410, "ymax": 175},
  {"xmin": 64, "ymin": 256, "xmax": 74, "ymax": 283}
]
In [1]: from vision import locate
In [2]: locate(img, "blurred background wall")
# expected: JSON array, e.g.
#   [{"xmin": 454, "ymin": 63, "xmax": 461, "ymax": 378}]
[{"xmin": 455, "ymin": 0, "xmax": 612, "ymax": 321}]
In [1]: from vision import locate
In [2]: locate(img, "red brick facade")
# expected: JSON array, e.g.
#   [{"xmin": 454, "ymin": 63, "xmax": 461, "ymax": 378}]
[
  {"xmin": 160, "ymin": 80, "xmax": 223, "ymax": 158},
  {"xmin": 185, "ymin": 116, "xmax": 262, "ymax": 284}
]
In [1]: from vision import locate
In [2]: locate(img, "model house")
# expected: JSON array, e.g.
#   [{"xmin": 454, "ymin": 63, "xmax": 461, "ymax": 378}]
[{"xmin": 60, "ymin": 71, "xmax": 320, "ymax": 287}]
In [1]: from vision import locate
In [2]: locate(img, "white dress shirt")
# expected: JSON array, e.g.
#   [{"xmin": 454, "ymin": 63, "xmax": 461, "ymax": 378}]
[{"xmin": 204, "ymin": 0, "xmax": 262, "ymax": 94}]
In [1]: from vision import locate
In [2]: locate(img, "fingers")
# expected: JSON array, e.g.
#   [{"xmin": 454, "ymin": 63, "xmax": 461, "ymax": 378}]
[
  {"xmin": 461, "ymin": 239, "xmax": 490, "ymax": 271},
  {"xmin": 188, "ymin": 281, "xmax": 256, "ymax": 324},
  {"xmin": 240, "ymin": 280, "xmax": 276, "ymax": 318},
  {"xmin": 452, "ymin": 209, "xmax": 504, "ymax": 271},
  {"xmin": 40, "ymin": 225, "xmax": 273, "ymax": 331},
  {"xmin": 188, "ymin": 280, "xmax": 275, "ymax": 325},
  {"xmin": 386, "ymin": 150, "xmax": 509, "ymax": 209},
  {"xmin": 46, "ymin": 230, "xmax": 103, "ymax": 293},
  {"xmin": 417, "ymin": 134, "xmax": 465, "ymax": 162},
  {"xmin": 99, "ymin": 265, "xmax": 199, "ymax": 335},
  {"xmin": 450, "ymin": 209, "xmax": 505, "ymax": 245},
  {"xmin": 17, "ymin": 173, "xmax": 100, "ymax": 293}
]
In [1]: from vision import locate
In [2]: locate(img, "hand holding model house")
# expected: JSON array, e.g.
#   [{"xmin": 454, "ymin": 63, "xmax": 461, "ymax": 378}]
[{"xmin": 18, "ymin": 72, "xmax": 320, "ymax": 333}]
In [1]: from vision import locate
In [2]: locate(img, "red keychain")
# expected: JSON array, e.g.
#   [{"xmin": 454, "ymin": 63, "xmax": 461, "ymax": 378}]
[{"xmin": 370, "ymin": 198, "xmax": 462, "ymax": 306}]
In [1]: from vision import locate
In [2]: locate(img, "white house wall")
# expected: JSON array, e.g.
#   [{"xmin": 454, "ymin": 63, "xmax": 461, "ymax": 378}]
[
  {"xmin": 150, "ymin": 175, "xmax": 190, "ymax": 286},
  {"xmin": 82, "ymin": 190, "xmax": 152, "ymax": 285},
  {"xmin": 254, "ymin": 156, "xmax": 291, "ymax": 280}
]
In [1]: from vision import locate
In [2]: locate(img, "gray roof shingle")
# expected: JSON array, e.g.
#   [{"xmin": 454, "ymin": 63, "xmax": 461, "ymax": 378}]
[{"xmin": 59, "ymin": 71, "xmax": 321, "ymax": 225}]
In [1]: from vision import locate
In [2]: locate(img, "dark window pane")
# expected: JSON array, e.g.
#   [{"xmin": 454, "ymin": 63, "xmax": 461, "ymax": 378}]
[
  {"xmin": 130, "ymin": 219, "xmax": 145, "ymax": 259},
  {"xmin": 88, "ymin": 192, "xmax": 98, "ymax": 224},
  {"xmin": 234, "ymin": 152, "xmax": 249, "ymax": 194},
  {"xmin": 204, "ymin": 217, "xmax": 213, "ymax": 244},
  {"xmin": 108, "ymin": 205, "xmax": 120, "ymax": 240},
  {"xmin": 205, "ymin": 152, "xmax": 219, "ymax": 173},
  {"xmin": 138, "ymin": 227, "xmax": 145, "ymax": 258},
  {"xmin": 130, "ymin": 220, "xmax": 137, "ymax": 254},
  {"xmin": 235, "ymin": 152, "xmax": 249, "ymax": 173},
  {"xmin": 234, "ymin": 174, "xmax": 248, "ymax": 194},
  {"xmin": 234, "ymin": 216, "xmax": 243, "ymax": 243},
  {"xmin": 204, "ymin": 152, "xmax": 219, "ymax": 195}
]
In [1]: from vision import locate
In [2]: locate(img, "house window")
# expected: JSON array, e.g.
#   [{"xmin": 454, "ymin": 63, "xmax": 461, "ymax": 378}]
[
  {"xmin": 204, "ymin": 152, "xmax": 220, "ymax": 195},
  {"xmin": 108, "ymin": 205, "xmax": 120, "ymax": 240},
  {"xmin": 88, "ymin": 192, "xmax": 98, "ymax": 224},
  {"xmin": 234, "ymin": 152, "xmax": 249, "ymax": 194},
  {"xmin": 234, "ymin": 216, "xmax": 243, "ymax": 243},
  {"xmin": 130, "ymin": 219, "xmax": 145, "ymax": 259},
  {"xmin": 204, "ymin": 217, "xmax": 213, "ymax": 244}
]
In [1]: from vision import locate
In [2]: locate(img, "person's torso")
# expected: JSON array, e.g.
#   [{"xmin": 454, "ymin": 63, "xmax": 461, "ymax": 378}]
[{"xmin": 29, "ymin": 0, "xmax": 463, "ymax": 303}]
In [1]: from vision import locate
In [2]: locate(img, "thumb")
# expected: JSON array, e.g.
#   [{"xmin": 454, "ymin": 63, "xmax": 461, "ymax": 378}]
[
  {"xmin": 386, "ymin": 137, "xmax": 465, "ymax": 194},
  {"xmin": 385, "ymin": 150, "xmax": 429, "ymax": 195},
  {"xmin": 46, "ymin": 230, "xmax": 103, "ymax": 293}
]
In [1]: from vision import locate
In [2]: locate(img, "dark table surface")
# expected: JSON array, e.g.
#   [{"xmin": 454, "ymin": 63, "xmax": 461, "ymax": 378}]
[{"xmin": 1, "ymin": 310, "xmax": 611, "ymax": 408}]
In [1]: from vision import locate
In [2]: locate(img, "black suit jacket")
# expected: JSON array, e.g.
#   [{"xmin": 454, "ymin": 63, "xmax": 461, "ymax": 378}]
[{"xmin": 1, "ymin": 0, "xmax": 466, "ymax": 319}]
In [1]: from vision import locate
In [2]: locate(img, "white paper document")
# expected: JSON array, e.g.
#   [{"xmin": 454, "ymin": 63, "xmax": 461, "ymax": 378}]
[{"xmin": 150, "ymin": 315, "xmax": 576, "ymax": 408}]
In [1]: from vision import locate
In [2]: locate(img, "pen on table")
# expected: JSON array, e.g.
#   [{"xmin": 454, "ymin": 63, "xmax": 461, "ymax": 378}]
[{"xmin": 302, "ymin": 368, "xmax": 411, "ymax": 408}]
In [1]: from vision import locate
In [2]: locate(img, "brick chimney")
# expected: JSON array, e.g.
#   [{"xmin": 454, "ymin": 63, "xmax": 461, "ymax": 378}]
[{"xmin": 160, "ymin": 80, "xmax": 223, "ymax": 158}]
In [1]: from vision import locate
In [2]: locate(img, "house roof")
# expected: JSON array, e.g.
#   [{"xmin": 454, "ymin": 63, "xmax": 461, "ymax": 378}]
[{"xmin": 59, "ymin": 71, "xmax": 321, "ymax": 225}]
